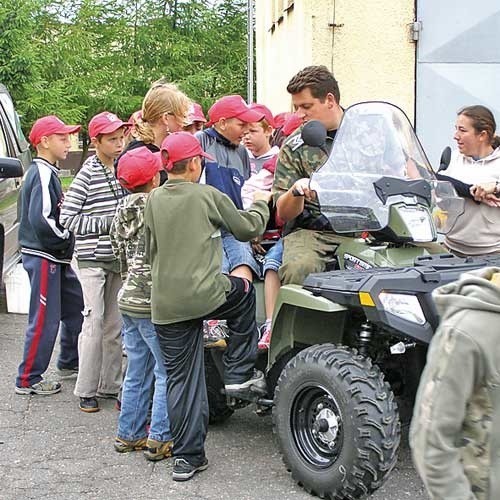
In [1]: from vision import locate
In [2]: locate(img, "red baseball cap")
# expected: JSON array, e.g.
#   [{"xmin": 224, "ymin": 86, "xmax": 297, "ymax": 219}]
[
  {"xmin": 128, "ymin": 109, "xmax": 142, "ymax": 125},
  {"xmin": 185, "ymin": 102, "xmax": 206, "ymax": 125},
  {"xmin": 282, "ymin": 113, "xmax": 302, "ymax": 136},
  {"xmin": 273, "ymin": 112, "xmax": 290, "ymax": 129},
  {"xmin": 116, "ymin": 147, "xmax": 162, "ymax": 189},
  {"xmin": 29, "ymin": 115, "xmax": 81, "ymax": 147},
  {"xmin": 89, "ymin": 111, "xmax": 131, "ymax": 139},
  {"xmin": 161, "ymin": 132, "xmax": 214, "ymax": 172},
  {"xmin": 250, "ymin": 103, "xmax": 275, "ymax": 128},
  {"xmin": 207, "ymin": 95, "xmax": 264, "ymax": 126}
]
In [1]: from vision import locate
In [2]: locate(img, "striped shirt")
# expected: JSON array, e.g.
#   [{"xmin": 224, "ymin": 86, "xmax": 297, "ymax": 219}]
[{"xmin": 60, "ymin": 154, "xmax": 126, "ymax": 262}]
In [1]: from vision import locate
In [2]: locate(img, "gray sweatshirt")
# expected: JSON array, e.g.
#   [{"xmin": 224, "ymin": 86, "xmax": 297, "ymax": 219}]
[{"xmin": 410, "ymin": 267, "xmax": 500, "ymax": 500}]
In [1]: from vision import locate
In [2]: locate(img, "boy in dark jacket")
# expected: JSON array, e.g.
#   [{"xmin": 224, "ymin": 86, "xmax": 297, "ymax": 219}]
[
  {"xmin": 15, "ymin": 116, "xmax": 84, "ymax": 395},
  {"xmin": 144, "ymin": 132, "xmax": 270, "ymax": 481}
]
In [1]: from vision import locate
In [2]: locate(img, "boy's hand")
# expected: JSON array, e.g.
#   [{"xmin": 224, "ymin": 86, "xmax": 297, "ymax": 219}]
[{"xmin": 253, "ymin": 190, "xmax": 272, "ymax": 204}]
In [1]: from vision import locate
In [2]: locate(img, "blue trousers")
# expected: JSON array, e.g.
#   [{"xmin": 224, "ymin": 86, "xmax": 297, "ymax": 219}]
[
  {"xmin": 117, "ymin": 315, "xmax": 171, "ymax": 443},
  {"xmin": 16, "ymin": 255, "xmax": 83, "ymax": 388}
]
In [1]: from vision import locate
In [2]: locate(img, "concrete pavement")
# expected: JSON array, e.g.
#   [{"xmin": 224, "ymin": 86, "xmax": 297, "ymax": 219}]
[{"xmin": 1, "ymin": 312, "xmax": 428, "ymax": 500}]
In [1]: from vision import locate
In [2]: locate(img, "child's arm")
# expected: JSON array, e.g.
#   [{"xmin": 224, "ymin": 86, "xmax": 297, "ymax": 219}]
[
  {"xmin": 28, "ymin": 171, "xmax": 72, "ymax": 251},
  {"xmin": 109, "ymin": 212, "xmax": 127, "ymax": 280},
  {"xmin": 60, "ymin": 167, "xmax": 113, "ymax": 235},
  {"xmin": 213, "ymin": 190, "xmax": 271, "ymax": 241},
  {"xmin": 410, "ymin": 328, "xmax": 482, "ymax": 500}
]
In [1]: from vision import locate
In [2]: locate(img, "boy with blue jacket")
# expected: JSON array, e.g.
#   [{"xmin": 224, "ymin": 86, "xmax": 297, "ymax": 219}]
[{"xmin": 15, "ymin": 116, "xmax": 83, "ymax": 395}]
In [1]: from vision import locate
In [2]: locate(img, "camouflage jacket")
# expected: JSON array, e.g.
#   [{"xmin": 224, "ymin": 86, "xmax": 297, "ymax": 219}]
[
  {"xmin": 109, "ymin": 193, "xmax": 152, "ymax": 318},
  {"xmin": 410, "ymin": 267, "xmax": 500, "ymax": 500},
  {"xmin": 272, "ymin": 128, "xmax": 334, "ymax": 235}
]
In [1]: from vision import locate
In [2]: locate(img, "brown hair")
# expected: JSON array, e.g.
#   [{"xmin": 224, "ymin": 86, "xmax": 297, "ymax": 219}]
[
  {"xmin": 458, "ymin": 105, "xmax": 500, "ymax": 149},
  {"xmin": 135, "ymin": 79, "xmax": 190, "ymax": 144},
  {"xmin": 287, "ymin": 65, "xmax": 340, "ymax": 103},
  {"xmin": 165, "ymin": 157, "xmax": 199, "ymax": 175}
]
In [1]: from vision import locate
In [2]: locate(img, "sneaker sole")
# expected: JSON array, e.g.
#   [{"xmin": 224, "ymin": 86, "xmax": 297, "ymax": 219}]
[
  {"xmin": 15, "ymin": 386, "xmax": 61, "ymax": 395},
  {"xmin": 115, "ymin": 442, "xmax": 148, "ymax": 453},
  {"xmin": 79, "ymin": 405, "xmax": 100, "ymax": 413},
  {"xmin": 203, "ymin": 339, "xmax": 227, "ymax": 349},
  {"xmin": 144, "ymin": 450, "xmax": 171, "ymax": 461},
  {"xmin": 172, "ymin": 463, "xmax": 209, "ymax": 481}
]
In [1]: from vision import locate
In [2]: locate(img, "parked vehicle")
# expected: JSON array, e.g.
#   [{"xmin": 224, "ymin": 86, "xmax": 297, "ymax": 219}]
[
  {"xmin": 0, "ymin": 84, "xmax": 31, "ymax": 285},
  {"xmin": 205, "ymin": 102, "xmax": 500, "ymax": 499}
]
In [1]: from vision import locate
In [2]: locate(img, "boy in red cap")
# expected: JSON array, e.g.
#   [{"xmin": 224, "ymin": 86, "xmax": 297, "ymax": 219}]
[
  {"xmin": 196, "ymin": 95, "xmax": 264, "ymax": 342},
  {"xmin": 60, "ymin": 111, "xmax": 130, "ymax": 413},
  {"xmin": 110, "ymin": 146, "xmax": 173, "ymax": 461},
  {"xmin": 183, "ymin": 102, "xmax": 206, "ymax": 134},
  {"xmin": 15, "ymin": 116, "xmax": 84, "ymax": 395},
  {"xmin": 196, "ymin": 95, "xmax": 264, "ymax": 278},
  {"xmin": 243, "ymin": 103, "xmax": 279, "ymax": 174},
  {"xmin": 144, "ymin": 131, "xmax": 271, "ymax": 481}
]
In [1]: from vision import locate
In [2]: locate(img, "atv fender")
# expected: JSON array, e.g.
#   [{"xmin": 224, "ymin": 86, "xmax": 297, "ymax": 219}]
[{"xmin": 268, "ymin": 285, "xmax": 347, "ymax": 368}]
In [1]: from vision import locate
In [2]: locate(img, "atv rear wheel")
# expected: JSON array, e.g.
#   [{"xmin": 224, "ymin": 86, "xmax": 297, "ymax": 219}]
[{"xmin": 273, "ymin": 344, "xmax": 400, "ymax": 499}]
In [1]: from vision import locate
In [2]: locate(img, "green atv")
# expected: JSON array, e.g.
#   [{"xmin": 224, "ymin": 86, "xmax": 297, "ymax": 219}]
[{"xmin": 205, "ymin": 102, "xmax": 500, "ymax": 499}]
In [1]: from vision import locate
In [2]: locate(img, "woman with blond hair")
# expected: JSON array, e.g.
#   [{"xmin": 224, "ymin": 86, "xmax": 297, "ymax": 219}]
[{"xmin": 118, "ymin": 79, "xmax": 190, "ymax": 183}]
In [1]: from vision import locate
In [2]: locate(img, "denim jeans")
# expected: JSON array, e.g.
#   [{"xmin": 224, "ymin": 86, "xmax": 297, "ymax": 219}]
[{"xmin": 117, "ymin": 315, "xmax": 171, "ymax": 442}]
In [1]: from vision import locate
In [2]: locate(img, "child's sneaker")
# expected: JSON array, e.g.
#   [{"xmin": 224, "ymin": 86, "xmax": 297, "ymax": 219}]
[
  {"xmin": 114, "ymin": 436, "xmax": 148, "ymax": 453},
  {"xmin": 15, "ymin": 380, "xmax": 61, "ymax": 396},
  {"xmin": 143, "ymin": 438, "xmax": 173, "ymax": 461},
  {"xmin": 172, "ymin": 457, "xmax": 209, "ymax": 481},
  {"xmin": 258, "ymin": 320, "xmax": 272, "ymax": 350},
  {"xmin": 79, "ymin": 397, "xmax": 99, "ymax": 413},
  {"xmin": 203, "ymin": 320, "xmax": 228, "ymax": 348}
]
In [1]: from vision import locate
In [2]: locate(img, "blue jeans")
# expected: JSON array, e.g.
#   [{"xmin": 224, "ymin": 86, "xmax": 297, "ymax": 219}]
[{"xmin": 117, "ymin": 315, "xmax": 171, "ymax": 442}]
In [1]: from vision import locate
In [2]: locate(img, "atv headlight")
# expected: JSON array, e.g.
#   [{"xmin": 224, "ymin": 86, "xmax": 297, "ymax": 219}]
[
  {"xmin": 378, "ymin": 292, "xmax": 426, "ymax": 325},
  {"xmin": 398, "ymin": 206, "xmax": 434, "ymax": 242}
]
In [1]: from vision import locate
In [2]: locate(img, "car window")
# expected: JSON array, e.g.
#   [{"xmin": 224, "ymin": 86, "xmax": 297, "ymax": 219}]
[{"xmin": 0, "ymin": 118, "xmax": 8, "ymax": 157}]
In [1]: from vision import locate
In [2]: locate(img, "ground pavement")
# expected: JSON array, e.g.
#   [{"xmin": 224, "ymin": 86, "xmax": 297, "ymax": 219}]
[{"xmin": 0, "ymin": 312, "xmax": 428, "ymax": 500}]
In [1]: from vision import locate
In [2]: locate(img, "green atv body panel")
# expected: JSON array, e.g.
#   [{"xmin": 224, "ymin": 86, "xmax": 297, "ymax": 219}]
[{"xmin": 265, "ymin": 237, "xmax": 440, "ymax": 369}]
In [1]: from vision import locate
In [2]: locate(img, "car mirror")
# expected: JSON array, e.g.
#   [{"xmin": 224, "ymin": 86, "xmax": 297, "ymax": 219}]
[{"xmin": 0, "ymin": 157, "xmax": 23, "ymax": 178}]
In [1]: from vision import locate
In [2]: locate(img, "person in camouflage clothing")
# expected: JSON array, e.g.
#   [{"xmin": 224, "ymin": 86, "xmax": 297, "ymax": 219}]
[
  {"xmin": 272, "ymin": 65, "xmax": 345, "ymax": 285},
  {"xmin": 410, "ymin": 267, "xmax": 500, "ymax": 500},
  {"xmin": 110, "ymin": 147, "xmax": 173, "ymax": 462}
]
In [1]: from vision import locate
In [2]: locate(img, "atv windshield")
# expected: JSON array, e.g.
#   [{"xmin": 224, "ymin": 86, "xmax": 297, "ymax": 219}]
[{"xmin": 310, "ymin": 101, "xmax": 463, "ymax": 234}]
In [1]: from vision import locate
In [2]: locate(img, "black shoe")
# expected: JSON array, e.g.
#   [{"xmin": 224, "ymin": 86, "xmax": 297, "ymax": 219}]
[
  {"xmin": 172, "ymin": 457, "xmax": 208, "ymax": 481},
  {"xmin": 225, "ymin": 370, "xmax": 267, "ymax": 395},
  {"xmin": 79, "ymin": 397, "xmax": 99, "ymax": 413}
]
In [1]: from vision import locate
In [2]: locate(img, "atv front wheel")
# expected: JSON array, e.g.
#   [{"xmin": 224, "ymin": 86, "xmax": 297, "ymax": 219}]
[{"xmin": 273, "ymin": 344, "xmax": 400, "ymax": 499}]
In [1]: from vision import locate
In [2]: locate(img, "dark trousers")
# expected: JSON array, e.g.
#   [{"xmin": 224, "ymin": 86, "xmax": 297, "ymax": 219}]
[
  {"xmin": 16, "ymin": 255, "xmax": 84, "ymax": 388},
  {"xmin": 155, "ymin": 276, "xmax": 258, "ymax": 464}
]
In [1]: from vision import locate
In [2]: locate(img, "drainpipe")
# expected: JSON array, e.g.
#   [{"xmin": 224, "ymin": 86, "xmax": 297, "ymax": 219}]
[{"xmin": 247, "ymin": 0, "xmax": 254, "ymax": 103}]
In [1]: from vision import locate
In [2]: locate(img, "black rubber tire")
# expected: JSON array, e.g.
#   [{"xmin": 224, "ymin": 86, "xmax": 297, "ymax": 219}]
[
  {"xmin": 205, "ymin": 351, "xmax": 234, "ymax": 425},
  {"xmin": 273, "ymin": 344, "xmax": 400, "ymax": 499}
]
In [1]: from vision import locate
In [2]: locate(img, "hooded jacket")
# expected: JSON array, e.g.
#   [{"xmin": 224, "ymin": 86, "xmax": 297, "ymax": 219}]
[
  {"xmin": 109, "ymin": 193, "xmax": 151, "ymax": 317},
  {"xmin": 410, "ymin": 267, "xmax": 500, "ymax": 500},
  {"xmin": 444, "ymin": 147, "xmax": 500, "ymax": 255}
]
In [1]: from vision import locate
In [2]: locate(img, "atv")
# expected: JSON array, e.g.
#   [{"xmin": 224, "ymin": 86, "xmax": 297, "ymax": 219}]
[{"xmin": 205, "ymin": 101, "xmax": 500, "ymax": 499}]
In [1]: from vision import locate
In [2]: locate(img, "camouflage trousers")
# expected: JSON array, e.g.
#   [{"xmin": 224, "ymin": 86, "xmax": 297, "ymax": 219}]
[{"xmin": 278, "ymin": 230, "xmax": 343, "ymax": 285}]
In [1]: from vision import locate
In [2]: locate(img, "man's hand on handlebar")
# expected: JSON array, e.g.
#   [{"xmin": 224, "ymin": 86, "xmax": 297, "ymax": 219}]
[{"xmin": 291, "ymin": 178, "xmax": 316, "ymax": 201}]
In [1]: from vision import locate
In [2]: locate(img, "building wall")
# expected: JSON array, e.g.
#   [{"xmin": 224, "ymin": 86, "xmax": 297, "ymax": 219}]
[{"xmin": 255, "ymin": 0, "xmax": 416, "ymax": 121}]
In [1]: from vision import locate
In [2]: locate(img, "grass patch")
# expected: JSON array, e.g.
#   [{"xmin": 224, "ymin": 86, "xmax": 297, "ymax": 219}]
[{"xmin": 60, "ymin": 176, "xmax": 74, "ymax": 191}]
